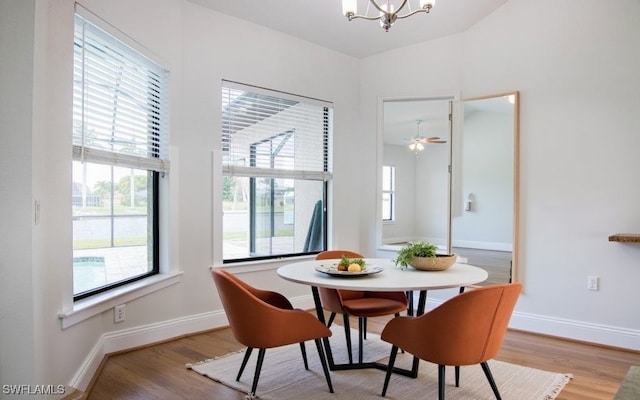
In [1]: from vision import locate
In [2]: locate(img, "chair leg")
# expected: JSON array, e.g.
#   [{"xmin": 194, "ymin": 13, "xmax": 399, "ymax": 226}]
[
  {"xmin": 343, "ymin": 313, "xmax": 353, "ymax": 364},
  {"xmin": 358, "ymin": 317, "xmax": 364, "ymax": 363},
  {"xmin": 327, "ymin": 312, "xmax": 336, "ymax": 328},
  {"xmin": 381, "ymin": 345, "xmax": 399, "ymax": 397},
  {"xmin": 455, "ymin": 365, "xmax": 460, "ymax": 387},
  {"xmin": 480, "ymin": 361, "xmax": 502, "ymax": 400},
  {"xmin": 438, "ymin": 364, "xmax": 446, "ymax": 400},
  {"xmin": 363, "ymin": 317, "xmax": 367, "ymax": 340},
  {"xmin": 249, "ymin": 348, "xmax": 266, "ymax": 398},
  {"xmin": 393, "ymin": 313, "xmax": 405, "ymax": 354},
  {"xmin": 299, "ymin": 342, "xmax": 309, "ymax": 370},
  {"xmin": 314, "ymin": 339, "xmax": 334, "ymax": 393},
  {"xmin": 236, "ymin": 347, "xmax": 253, "ymax": 381}
]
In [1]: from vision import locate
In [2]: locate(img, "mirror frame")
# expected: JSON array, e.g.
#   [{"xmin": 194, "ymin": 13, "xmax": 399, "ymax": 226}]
[{"xmin": 458, "ymin": 91, "xmax": 520, "ymax": 282}]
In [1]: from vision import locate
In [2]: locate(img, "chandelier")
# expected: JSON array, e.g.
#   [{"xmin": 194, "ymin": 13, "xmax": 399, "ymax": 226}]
[{"xmin": 342, "ymin": 0, "xmax": 435, "ymax": 32}]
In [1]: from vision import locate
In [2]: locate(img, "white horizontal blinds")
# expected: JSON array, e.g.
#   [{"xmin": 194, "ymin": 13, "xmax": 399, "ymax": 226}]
[
  {"xmin": 73, "ymin": 15, "xmax": 170, "ymax": 173},
  {"xmin": 222, "ymin": 81, "xmax": 333, "ymax": 181}
]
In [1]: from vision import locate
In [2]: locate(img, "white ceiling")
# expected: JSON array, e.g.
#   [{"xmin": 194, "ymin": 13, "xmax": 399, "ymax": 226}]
[
  {"xmin": 188, "ymin": 0, "xmax": 508, "ymax": 58},
  {"xmin": 383, "ymin": 98, "xmax": 451, "ymax": 146},
  {"xmin": 188, "ymin": 0, "xmax": 510, "ymax": 147}
]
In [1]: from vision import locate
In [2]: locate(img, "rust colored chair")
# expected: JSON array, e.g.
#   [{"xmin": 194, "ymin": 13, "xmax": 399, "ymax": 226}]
[
  {"xmin": 315, "ymin": 250, "xmax": 408, "ymax": 363},
  {"xmin": 380, "ymin": 282, "xmax": 522, "ymax": 400},
  {"xmin": 211, "ymin": 269, "xmax": 333, "ymax": 398}
]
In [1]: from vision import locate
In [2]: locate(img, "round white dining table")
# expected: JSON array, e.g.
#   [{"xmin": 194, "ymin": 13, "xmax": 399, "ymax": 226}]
[
  {"xmin": 277, "ymin": 258, "xmax": 488, "ymax": 293},
  {"xmin": 277, "ymin": 258, "xmax": 488, "ymax": 376}
]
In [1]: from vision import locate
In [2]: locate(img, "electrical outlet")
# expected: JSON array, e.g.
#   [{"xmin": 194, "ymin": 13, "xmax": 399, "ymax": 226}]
[
  {"xmin": 587, "ymin": 276, "xmax": 599, "ymax": 291},
  {"xmin": 114, "ymin": 304, "xmax": 126, "ymax": 323}
]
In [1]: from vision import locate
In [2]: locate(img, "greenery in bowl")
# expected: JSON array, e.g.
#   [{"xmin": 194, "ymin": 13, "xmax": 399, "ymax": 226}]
[{"xmin": 393, "ymin": 241, "xmax": 439, "ymax": 270}]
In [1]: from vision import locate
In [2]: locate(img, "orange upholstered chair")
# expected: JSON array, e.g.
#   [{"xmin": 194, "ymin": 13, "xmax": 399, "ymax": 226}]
[
  {"xmin": 315, "ymin": 250, "xmax": 408, "ymax": 363},
  {"xmin": 211, "ymin": 269, "xmax": 333, "ymax": 398},
  {"xmin": 380, "ymin": 282, "xmax": 522, "ymax": 400}
]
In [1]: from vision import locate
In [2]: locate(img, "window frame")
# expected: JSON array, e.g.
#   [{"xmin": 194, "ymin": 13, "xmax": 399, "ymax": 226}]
[
  {"xmin": 71, "ymin": 10, "xmax": 169, "ymax": 300},
  {"xmin": 221, "ymin": 81, "xmax": 332, "ymax": 263},
  {"xmin": 382, "ymin": 165, "xmax": 396, "ymax": 222}
]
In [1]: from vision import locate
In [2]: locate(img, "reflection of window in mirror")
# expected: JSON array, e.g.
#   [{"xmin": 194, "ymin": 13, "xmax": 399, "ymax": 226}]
[{"xmin": 382, "ymin": 165, "xmax": 395, "ymax": 221}]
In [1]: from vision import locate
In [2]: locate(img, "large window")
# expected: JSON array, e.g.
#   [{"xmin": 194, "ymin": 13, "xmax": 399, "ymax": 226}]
[
  {"xmin": 72, "ymin": 13, "xmax": 169, "ymax": 300},
  {"xmin": 382, "ymin": 165, "xmax": 395, "ymax": 221},
  {"xmin": 221, "ymin": 81, "xmax": 332, "ymax": 262}
]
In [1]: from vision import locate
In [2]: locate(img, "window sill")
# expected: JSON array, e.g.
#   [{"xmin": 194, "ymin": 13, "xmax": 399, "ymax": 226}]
[
  {"xmin": 215, "ymin": 254, "xmax": 316, "ymax": 274},
  {"xmin": 58, "ymin": 271, "xmax": 183, "ymax": 329}
]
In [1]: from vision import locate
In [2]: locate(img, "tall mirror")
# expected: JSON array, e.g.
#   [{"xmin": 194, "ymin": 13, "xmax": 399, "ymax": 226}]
[
  {"xmin": 379, "ymin": 97, "xmax": 454, "ymax": 254},
  {"xmin": 451, "ymin": 92, "xmax": 519, "ymax": 284}
]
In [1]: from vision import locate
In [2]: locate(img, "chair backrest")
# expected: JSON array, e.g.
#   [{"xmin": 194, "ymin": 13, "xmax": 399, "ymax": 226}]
[
  {"xmin": 386, "ymin": 283, "xmax": 522, "ymax": 366},
  {"xmin": 315, "ymin": 250, "xmax": 364, "ymax": 260},
  {"xmin": 212, "ymin": 269, "xmax": 286, "ymax": 347},
  {"xmin": 212, "ymin": 269, "xmax": 332, "ymax": 348}
]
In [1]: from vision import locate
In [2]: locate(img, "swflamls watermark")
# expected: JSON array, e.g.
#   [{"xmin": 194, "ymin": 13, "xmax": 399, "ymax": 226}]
[{"xmin": 2, "ymin": 385, "xmax": 66, "ymax": 395}]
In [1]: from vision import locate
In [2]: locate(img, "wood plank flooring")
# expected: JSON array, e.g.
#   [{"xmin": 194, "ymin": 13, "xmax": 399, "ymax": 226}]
[
  {"xmin": 452, "ymin": 247, "xmax": 513, "ymax": 285},
  {"xmin": 84, "ymin": 314, "xmax": 640, "ymax": 400}
]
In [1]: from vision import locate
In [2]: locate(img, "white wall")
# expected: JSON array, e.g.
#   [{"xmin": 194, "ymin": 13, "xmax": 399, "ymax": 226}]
[
  {"xmin": 452, "ymin": 110, "xmax": 513, "ymax": 250},
  {"xmin": 366, "ymin": 0, "xmax": 640, "ymax": 348},
  {"xmin": 0, "ymin": 0, "xmax": 38, "ymax": 388},
  {"xmin": 0, "ymin": 0, "xmax": 361, "ymax": 394}
]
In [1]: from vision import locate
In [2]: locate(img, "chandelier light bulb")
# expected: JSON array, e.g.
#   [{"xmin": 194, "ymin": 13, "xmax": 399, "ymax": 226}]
[
  {"xmin": 419, "ymin": 0, "xmax": 435, "ymax": 10},
  {"xmin": 342, "ymin": 0, "xmax": 357, "ymax": 17},
  {"xmin": 409, "ymin": 143, "xmax": 416, "ymax": 151},
  {"xmin": 417, "ymin": 142, "xmax": 424, "ymax": 151}
]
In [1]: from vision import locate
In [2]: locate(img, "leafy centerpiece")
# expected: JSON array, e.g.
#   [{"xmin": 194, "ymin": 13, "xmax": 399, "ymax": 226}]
[{"xmin": 393, "ymin": 241, "xmax": 456, "ymax": 271}]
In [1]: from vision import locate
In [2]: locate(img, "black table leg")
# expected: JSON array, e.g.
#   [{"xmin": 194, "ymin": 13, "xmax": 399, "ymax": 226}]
[{"xmin": 310, "ymin": 285, "xmax": 424, "ymax": 377}]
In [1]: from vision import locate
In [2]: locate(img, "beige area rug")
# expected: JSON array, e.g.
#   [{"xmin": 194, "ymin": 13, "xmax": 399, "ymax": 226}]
[{"xmin": 187, "ymin": 327, "xmax": 571, "ymax": 400}]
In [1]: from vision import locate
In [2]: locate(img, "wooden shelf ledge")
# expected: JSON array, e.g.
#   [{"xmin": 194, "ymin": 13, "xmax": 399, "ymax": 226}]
[{"xmin": 609, "ymin": 234, "xmax": 640, "ymax": 243}]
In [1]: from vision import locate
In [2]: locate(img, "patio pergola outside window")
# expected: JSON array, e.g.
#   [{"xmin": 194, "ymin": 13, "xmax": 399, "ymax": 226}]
[{"xmin": 221, "ymin": 81, "xmax": 332, "ymax": 262}]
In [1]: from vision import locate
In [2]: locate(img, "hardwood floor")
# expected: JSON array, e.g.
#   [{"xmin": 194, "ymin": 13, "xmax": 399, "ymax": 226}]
[
  {"xmin": 85, "ymin": 315, "xmax": 640, "ymax": 399},
  {"xmin": 452, "ymin": 247, "xmax": 513, "ymax": 285}
]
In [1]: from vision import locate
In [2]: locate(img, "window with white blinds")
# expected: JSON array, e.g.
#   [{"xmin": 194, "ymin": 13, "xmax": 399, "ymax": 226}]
[
  {"xmin": 221, "ymin": 81, "xmax": 332, "ymax": 180},
  {"xmin": 221, "ymin": 81, "xmax": 332, "ymax": 262},
  {"xmin": 72, "ymin": 14, "xmax": 169, "ymax": 172},
  {"xmin": 71, "ymin": 11, "xmax": 169, "ymax": 300}
]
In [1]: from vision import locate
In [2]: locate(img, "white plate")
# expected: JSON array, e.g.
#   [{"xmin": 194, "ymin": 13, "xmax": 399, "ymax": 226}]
[{"xmin": 315, "ymin": 264, "xmax": 384, "ymax": 277}]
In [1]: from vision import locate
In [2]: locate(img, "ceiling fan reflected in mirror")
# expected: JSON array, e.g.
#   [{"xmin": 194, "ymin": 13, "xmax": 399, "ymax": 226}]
[{"xmin": 406, "ymin": 120, "xmax": 446, "ymax": 153}]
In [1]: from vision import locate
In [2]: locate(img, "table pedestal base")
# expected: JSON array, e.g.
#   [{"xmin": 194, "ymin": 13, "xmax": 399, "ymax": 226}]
[{"xmin": 312, "ymin": 286, "xmax": 425, "ymax": 378}]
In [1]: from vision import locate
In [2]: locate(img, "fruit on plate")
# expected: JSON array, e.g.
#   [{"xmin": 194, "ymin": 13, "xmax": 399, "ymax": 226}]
[
  {"xmin": 348, "ymin": 263, "xmax": 362, "ymax": 272},
  {"xmin": 338, "ymin": 255, "xmax": 366, "ymax": 272}
]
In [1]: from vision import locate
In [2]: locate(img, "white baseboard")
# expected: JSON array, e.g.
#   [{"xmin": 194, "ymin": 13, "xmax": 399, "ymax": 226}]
[
  {"xmin": 423, "ymin": 296, "xmax": 640, "ymax": 351},
  {"xmin": 69, "ymin": 293, "xmax": 640, "ymax": 392},
  {"xmin": 69, "ymin": 310, "xmax": 229, "ymax": 391},
  {"xmin": 69, "ymin": 294, "xmax": 316, "ymax": 392},
  {"xmin": 508, "ymin": 311, "xmax": 640, "ymax": 351},
  {"xmin": 452, "ymin": 239, "xmax": 512, "ymax": 252}
]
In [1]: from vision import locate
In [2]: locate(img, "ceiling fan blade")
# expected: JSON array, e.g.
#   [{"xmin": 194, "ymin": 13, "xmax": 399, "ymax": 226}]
[
  {"xmin": 425, "ymin": 137, "xmax": 441, "ymax": 140},
  {"xmin": 427, "ymin": 139, "xmax": 447, "ymax": 144}
]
